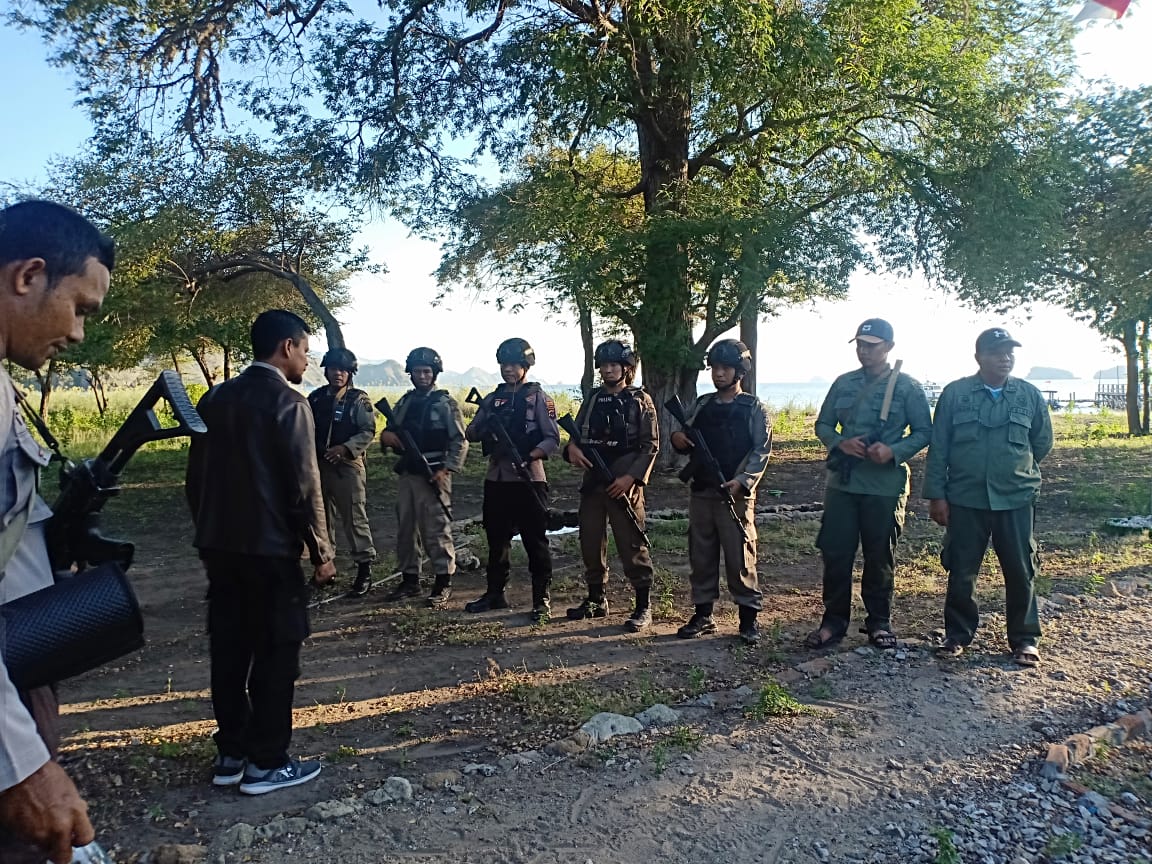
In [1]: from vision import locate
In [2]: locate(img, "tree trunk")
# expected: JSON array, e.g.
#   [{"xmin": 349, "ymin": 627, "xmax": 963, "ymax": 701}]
[
  {"xmin": 86, "ymin": 368, "xmax": 108, "ymax": 415},
  {"xmin": 577, "ymin": 298, "xmax": 595, "ymax": 399},
  {"xmin": 1140, "ymin": 319, "xmax": 1150, "ymax": 435},
  {"xmin": 286, "ymin": 271, "xmax": 345, "ymax": 350},
  {"xmin": 223, "ymin": 344, "xmax": 233, "ymax": 381},
  {"xmin": 188, "ymin": 344, "xmax": 216, "ymax": 387},
  {"xmin": 740, "ymin": 305, "xmax": 758, "ymax": 396},
  {"xmin": 35, "ymin": 358, "xmax": 56, "ymax": 415},
  {"xmin": 640, "ymin": 362, "xmax": 700, "ymax": 474},
  {"xmin": 1122, "ymin": 319, "xmax": 1140, "ymax": 434},
  {"xmin": 170, "ymin": 350, "xmax": 183, "ymax": 377}
]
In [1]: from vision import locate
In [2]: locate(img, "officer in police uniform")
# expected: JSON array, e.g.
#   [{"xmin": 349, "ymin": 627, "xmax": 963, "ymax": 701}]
[
  {"xmin": 379, "ymin": 347, "xmax": 468, "ymax": 607},
  {"xmin": 669, "ymin": 339, "xmax": 773, "ymax": 644},
  {"xmin": 925, "ymin": 327, "xmax": 1053, "ymax": 666},
  {"xmin": 464, "ymin": 338, "xmax": 560, "ymax": 624},
  {"xmin": 306, "ymin": 347, "xmax": 377, "ymax": 596},
  {"xmin": 807, "ymin": 318, "xmax": 932, "ymax": 650},
  {"xmin": 563, "ymin": 340, "xmax": 659, "ymax": 631}
]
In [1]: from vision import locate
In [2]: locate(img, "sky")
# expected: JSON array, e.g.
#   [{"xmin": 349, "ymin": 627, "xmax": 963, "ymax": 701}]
[{"xmin": 1, "ymin": 6, "xmax": 1149, "ymax": 386}]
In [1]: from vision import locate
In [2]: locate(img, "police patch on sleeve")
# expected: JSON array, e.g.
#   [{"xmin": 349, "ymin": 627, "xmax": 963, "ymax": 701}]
[{"xmin": 543, "ymin": 394, "xmax": 557, "ymax": 419}]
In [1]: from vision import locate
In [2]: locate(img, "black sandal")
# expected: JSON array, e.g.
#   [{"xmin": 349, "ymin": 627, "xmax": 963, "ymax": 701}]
[
  {"xmin": 804, "ymin": 627, "xmax": 843, "ymax": 650},
  {"xmin": 868, "ymin": 629, "xmax": 897, "ymax": 649},
  {"xmin": 1012, "ymin": 645, "xmax": 1040, "ymax": 667}
]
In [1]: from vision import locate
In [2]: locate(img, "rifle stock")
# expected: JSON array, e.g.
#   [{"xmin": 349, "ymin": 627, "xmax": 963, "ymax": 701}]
[
  {"xmin": 375, "ymin": 396, "xmax": 453, "ymax": 521},
  {"xmin": 558, "ymin": 413, "xmax": 651, "ymax": 549},
  {"xmin": 47, "ymin": 370, "xmax": 207, "ymax": 571},
  {"xmin": 664, "ymin": 395, "xmax": 751, "ymax": 544}
]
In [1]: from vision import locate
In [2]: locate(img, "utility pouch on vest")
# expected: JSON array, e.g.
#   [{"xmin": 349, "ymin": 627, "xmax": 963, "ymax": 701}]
[{"xmin": 1, "ymin": 562, "xmax": 144, "ymax": 691}]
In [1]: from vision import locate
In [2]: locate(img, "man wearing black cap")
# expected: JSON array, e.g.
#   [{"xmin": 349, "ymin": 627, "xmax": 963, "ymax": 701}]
[
  {"xmin": 807, "ymin": 319, "xmax": 932, "ymax": 650},
  {"xmin": 923, "ymin": 328, "xmax": 1053, "ymax": 666}
]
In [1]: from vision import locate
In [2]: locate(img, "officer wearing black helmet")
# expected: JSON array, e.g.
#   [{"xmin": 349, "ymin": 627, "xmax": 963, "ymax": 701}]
[
  {"xmin": 669, "ymin": 338, "xmax": 773, "ymax": 644},
  {"xmin": 379, "ymin": 347, "xmax": 468, "ymax": 607},
  {"xmin": 306, "ymin": 347, "xmax": 377, "ymax": 596},
  {"xmin": 464, "ymin": 338, "xmax": 561, "ymax": 624},
  {"xmin": 563, "ymin": 340, "xmax": 659, "ymax": 630}
]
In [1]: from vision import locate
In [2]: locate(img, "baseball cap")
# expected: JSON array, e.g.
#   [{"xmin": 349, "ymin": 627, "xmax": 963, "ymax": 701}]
[
  {"xmin": 850, "ymin": 318, "xmax": 894, "ymax": 344},
  {"xmin": 975, "ymin": 327, "xmax": 1022, "ymax": 353}
]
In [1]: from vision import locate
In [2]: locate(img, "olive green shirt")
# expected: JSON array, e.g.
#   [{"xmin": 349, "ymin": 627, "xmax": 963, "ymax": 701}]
[
  {"xmin": 923, "ymin": 375, "xmax": 1053, "ymax": 510},
  {"xmin": 814, "ymin": 366, "xmax": 933, "ymax": 497}
]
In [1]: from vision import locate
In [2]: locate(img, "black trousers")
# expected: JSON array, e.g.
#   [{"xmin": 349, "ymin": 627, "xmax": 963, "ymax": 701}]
[
  {"xmin": 482, "ymin": 480, "xmax": 552, "ymax": 601},
  {"xmin": 816, "ymin": 488, "xmax": 906, "ymax": 636},
  {"xmin": 204, "ymin": 554, "xmax": 309, "ymax": 770}
]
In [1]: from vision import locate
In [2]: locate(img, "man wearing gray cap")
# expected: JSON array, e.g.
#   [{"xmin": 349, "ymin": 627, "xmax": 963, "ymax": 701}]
[
  {"xmin": 808, "ymin": 319, "xmax": 932, "ymax": 650},
  {"xmin": 924, "ymin": 328, "xmax": 1053, "ymax": 666}
]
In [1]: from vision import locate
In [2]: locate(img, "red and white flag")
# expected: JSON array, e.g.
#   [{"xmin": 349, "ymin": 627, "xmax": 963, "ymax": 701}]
[{"xmin": 1073, "ymin": 0, "xmax": 1131, "ymax": 21}]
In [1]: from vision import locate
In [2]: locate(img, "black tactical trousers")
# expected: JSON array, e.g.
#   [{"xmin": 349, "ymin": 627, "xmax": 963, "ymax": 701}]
[
  {"xmin": 205, "ymin": 554, "xmax": 308, "ymax": 770},
  {"xmin": 482, "ymin": 480, "xmax": 553, "ymax": 602},
  {"xmin": 816, "ymin": 487, "xmax": 906, "ymax": 637},
  {"xmin": 941, "ymin": 503, "xmax": 1041, "ymax": 650}
]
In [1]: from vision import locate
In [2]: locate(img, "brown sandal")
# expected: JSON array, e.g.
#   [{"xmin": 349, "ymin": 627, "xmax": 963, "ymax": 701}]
[{"xmin": 804, "ymin": 627, "xmax": 843, "ymax": 650}]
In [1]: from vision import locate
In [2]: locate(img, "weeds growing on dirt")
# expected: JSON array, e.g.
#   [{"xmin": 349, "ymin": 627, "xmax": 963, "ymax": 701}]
[
  {"xmin": 744, "ymin": 682, "xmax": 814, "ymax": 720},
  {"xmin": 1042, "ymin": 832, "xmax": 1083, "ymax": 859},
  {"xmin": 929, "ymin": 828, "xmax": 960, "ymax": 864}
]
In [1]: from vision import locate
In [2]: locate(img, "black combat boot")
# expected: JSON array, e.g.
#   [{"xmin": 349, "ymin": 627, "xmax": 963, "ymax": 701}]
[
  {"xmin": 529, "ymin": 575, "xmax": 552, "ymax": 625},
  {"xmin": 676, "ymin": 603, "xmax": 717, "ymax": 639},
  {"xmin": 384, "ymin": 573, "xmax": 422, "ymax": 602},
  {"xmin": 566, "ymin": 587, "xmax": 609, "ymax": 620},
  {"xmin": 738, "ymin": 605, "xmax": 761, "ymax": 645},
  {"xmin": 465, "ymin": 576, "xmax": 510, "ymax": 613},
  {"xmin": 346, "ymin": 561, "xmax": 373, "ymax": 598},
  {"xmin": 625, "ymin": 586, "xmax": 652, "ymax": 632},
  {"xmin": 426, "ymin": 574, "xmax": 453, "ymax": 609}
]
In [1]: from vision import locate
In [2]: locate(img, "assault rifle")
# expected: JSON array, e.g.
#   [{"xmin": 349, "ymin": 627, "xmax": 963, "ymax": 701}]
[
  {"xmin": 664, "ymin": 395, "xmax": 750, "ymax": 544},
  {"xmin": 557, "ymin": 413, "xmax": 651, "ymax": 549},
  {"xmin": 44, "ymin": 369, "xmax": 208, "ymax": 571},
  {"xmin": 465, "ymin": 386, "xmax": 549, "ymax": 517},
  {"xmin": 825, "ymin": 359, "xmax": 902, "ymax": 484},
  {"xmin": 374, "ymin": 396, "xmax": 453, "ymax": 521}
]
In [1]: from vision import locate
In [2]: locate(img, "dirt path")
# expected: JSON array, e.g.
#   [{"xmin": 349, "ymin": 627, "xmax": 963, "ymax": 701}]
[{"xmin": 52, "ymin": 445, "xmax": 1152, "ymax": 862}]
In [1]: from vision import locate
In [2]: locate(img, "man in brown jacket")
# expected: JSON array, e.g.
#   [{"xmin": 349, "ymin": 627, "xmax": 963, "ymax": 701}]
[{"xmin": 186, "ymin": 309, "xmax": 336, "ymax": 796}]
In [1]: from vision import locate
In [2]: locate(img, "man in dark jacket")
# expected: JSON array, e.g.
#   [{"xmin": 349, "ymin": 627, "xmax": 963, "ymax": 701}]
[{"xmin": 186, "ymin": 309, "xmax": 336, "ymax": 796}]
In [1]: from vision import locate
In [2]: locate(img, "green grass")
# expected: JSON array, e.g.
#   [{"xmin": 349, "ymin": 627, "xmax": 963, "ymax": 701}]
[{"xmin": 744, "ymin": 682, "xmax": 814, "ymax": 720}]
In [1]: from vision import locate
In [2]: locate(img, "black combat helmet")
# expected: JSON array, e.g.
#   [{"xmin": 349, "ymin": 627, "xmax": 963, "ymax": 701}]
[
  {"xmin": 321, "ymin": 347, "xmax": 359, "ymax": 374},
  {"xmin": 593, "ymin": 339, "xmax": 638, "ymax": 367},
  {"xmin": 405, "ymin": 346, "xmax": 444, "ymax": 375},
  {"xmin": 496, "ymin": 337, "xmax": 535, "ymax": 368},
  {"xmin": 705, "ymin": 339, "xmax": 752, "ymax": 377}
]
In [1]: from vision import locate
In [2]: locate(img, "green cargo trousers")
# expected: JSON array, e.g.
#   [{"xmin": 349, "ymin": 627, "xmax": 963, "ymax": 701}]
[
  {"xmin": 815, "ymin": 487, "xmax": 906, "ymax": 637},
  {"xmin": 941, "ymin": 503, "xmax": 1041, "ymax": 650},
  {"xmin": 578, "ymin": 487, "xmax": 654, "ymax": 591},
  {"xmin": 318, "ymin": 458, "xmax": 376, "ymax": 564},
  {"xmin": 688, "ymin": 491, "xmax": 761, "ymax": 611},
  {"xmin": 396, "ymin": 472, "xmax": 456, "ymax": 576}
]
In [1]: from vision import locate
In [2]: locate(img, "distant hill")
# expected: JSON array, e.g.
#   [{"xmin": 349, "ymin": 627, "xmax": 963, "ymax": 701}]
[
  {"xmin": 439, "ymin": 366, "xmax": 502, "ymax": 388},
  {"xmin": 355, "ymin": 360, "xmax": 502, "ymax": 389},
  {"xmin": 1025, "ymin": 367, "xmax": 1075, "ymax": 380},
  {"xmin": 1094, "ymin": 365, "xmax": 1126, "ymax": 381}
]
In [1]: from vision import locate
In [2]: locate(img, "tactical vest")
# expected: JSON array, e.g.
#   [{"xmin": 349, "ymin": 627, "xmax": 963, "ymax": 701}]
[
  {"xmin": 482, "ymin": 382, "xmax": 545, "ymax": 456},
  {"xmin": 581, "ymin": 386, "xmax": 641, "ymax": 453},
  {"xmin": 309, "ymin": 387, "xmax": 368, "ymax": 454},
  {"xmin": 690, "ymin": 393, "xmax": 756, "ymax": 489},
  {"xmin": 398, "ymin": 389, "xmax": 452, "ymax": 455}
]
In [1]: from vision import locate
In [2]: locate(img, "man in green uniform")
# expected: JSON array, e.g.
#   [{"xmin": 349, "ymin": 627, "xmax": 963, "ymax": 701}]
[
  {"xmin": 924, "ymin": 327, "xmax": 1052, "ymax": 666},
  {"xmin": 306, "ymin": 348, "xmax": 377, "ymax": 596},
  {"xmin": 806, "ymin": 319, "xmax": 933, "ymax": 649},
  {"xmin": 379, "ymin": 347, "xmax": 468, "ymax": 607},
  {"xmin": 670, "ymin": 339, "xmax": 773, "ymax": 644},
  {"xmin": 562, "ymin": 340, "xmax": 659, "ymax": 631}
]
